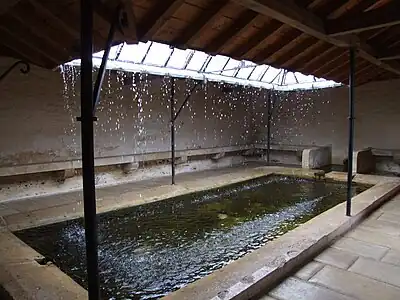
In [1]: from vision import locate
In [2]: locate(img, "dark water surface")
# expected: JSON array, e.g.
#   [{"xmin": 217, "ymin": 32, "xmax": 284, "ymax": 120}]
[{"xmin": 16, "ymin": 176, "xmax": 368, "ymax": 299}]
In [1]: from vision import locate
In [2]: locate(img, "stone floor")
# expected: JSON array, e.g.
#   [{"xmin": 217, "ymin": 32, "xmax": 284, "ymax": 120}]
[{"xmin": 261, "ymin": 193, "xmax": 400, "ymax": 300}]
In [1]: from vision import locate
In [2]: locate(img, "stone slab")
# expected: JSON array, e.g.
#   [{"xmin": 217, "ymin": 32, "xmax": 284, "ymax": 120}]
[
  {"xmin": 378, "ymin": 212, "xmax": 400, "ymax": 225},
  {"xmin": 349, "ymin": 257, "xmax": 400, "ymax": 288},
  {"xmin": 294, "ymin": 261, "xmax": 324, "ymax": 281},
  {"xmin": 332, "ymin": 237, "xmax": 389, "ymax": 260},
  {"xmin": 310, "ymin": 265, "xmax": 400, "ymax": 300},
  {"xmin": 270, "ymin": 277, "xmax": 355, "ymax": 300},
  {"xmin": 0, "ymin": 262, "xmax": 87, "ymax": 300},
  {"xmin": 360, "ymin": 219, "xmax": 400, "ymax": 237},
  {"xmin": 315, "ymin": 248, "xmax": 358, "ymax": 269},
  {"xmin": 346, "ymin": 227, "xmax": 400, "ymax": 251},
  {"xmin": 381, "ymin": 249, "xmax": 400, "ymax": 266}
]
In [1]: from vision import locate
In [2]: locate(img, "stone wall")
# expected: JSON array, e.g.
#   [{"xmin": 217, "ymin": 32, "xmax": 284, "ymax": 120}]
[
  {"xmin": 0, "ymin": 58, "xmax": 265, "ymax": 168},
  {"xmin": 257, "ymin": 79, "xmax": 400, "ymax": 164},
  {"xmin": 2, "ymin": 56, "xmax": 400, "ymax": 171}
]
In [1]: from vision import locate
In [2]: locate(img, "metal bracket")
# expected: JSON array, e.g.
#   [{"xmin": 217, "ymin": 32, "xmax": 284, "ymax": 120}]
[
  {"xmin": 0, "ymin": 60, "xmax": 30, "ymax": 83},
  {"xmin": 92, "ymin": 4, "xmax": 123, "ymax": 113},
  {"xmin": 172, "ymin": 81, "xmax": 201, "ymax": 122}
]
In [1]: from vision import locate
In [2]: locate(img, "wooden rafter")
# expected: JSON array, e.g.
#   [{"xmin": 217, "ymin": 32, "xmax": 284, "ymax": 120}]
[
  {"xmin": 298, "ymin": 47, "xmax": 341, "ymax": 73},
  {"xmin": 0, "ymin": 25, "xmax": 59, "ymax": 66},
  {"xmin": 266, "ymin": 33, "xmax": 311, "ymax": 65},
  {"xmin": 254, "ymin": 28, "xmax": 301, "ymax": 63},
  {"xmin": 281, "ymin": 40, "xmax": 328, "ymax": 70},
  {"xmin": 379, "ymin": 46, "xmax": 400, "ymax": 61},
  {"xmin": 327, "ymin": 2, "xmax": 400, "ymax": 36},
  {"xmin": 173, "ymin": 1, "xmax": 228, "ymax": 48},
  {"xmin": 205, "ymin": 10, "xmax": 258, "ymax": 54},
  {"xmin": 0, "ymin": 0, "xmax": 22, "ymax": 15},
  {"xmin": 315, "ymin": 51, "xmax": 348, "ymax": 78},
  {"xmin": 230, "ymin": 21, "xmax": 283, "ymax": 58},
  {"xmin": 232, "ymin": 0, "xmax": 400, "ymax": 76},
  {"xmin": 139, "ymin": 0, "xmax": 184, "ymax": 41}
]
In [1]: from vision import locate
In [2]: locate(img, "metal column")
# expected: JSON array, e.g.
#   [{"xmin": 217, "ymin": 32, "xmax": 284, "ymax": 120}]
[
  {"xmin": 266, "ymin": 91, "xmax": 272, "ymax": 164},
  {"xmin": 170, "ymin": 79, "xmax": 176, "ymax": 185},
  {"xmin": 346, "ymin": 48, "xmax": 356, "ymax": 217},
  {"xmin": 79, "ymin": 0, "xmax": 100, "ymax": 299}
]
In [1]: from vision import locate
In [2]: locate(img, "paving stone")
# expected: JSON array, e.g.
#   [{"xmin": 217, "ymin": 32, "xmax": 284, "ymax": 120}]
[
  {"xmin": 332, "ymin": 237, "xmax": 389, "ymax": 260},
  {"xmin": 259, "ymin": 296, "xmax": 277, "ymax": 300},
  {"xmin": 349, "ymin": 257, "xmax": 400, "ymax": 287},
  {"xmin": 347, "ymin": 227, "xmax": 400, "ymax": 251},
  {"xmin": 295, "ymin": 261, "xmax": 324, "ymax": 280},
  {"xmin": 381, "ymin": 200, "xmax": 400, "ymax": 215},
  {"xmin": 270, "ymin": 277, "xmax": 355, "ymax": 300},
  {"xmin": 310, "ymin": 265, "xmax": 400, "ymax": 300},
  {"xmin": 381, "ymin": 249, "xmax": 400, "ymax": 266},
  {"xmin": 378, "ymin": 212, "xmax": 400, "ymax": 225},
  {"xmin": 361, "ymin": 219, "xmax": 400, "ymax": 237},
  {"xmin": 0, "ymin": 204, "xmax": 19, "ymax": 217},
  {"xmin": 315, "ymin": 247, "xmax": 358, "ymax": 269}
]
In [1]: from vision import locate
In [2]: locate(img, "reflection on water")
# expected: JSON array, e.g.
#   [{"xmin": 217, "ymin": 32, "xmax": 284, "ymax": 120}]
[{"xmin": 16, "ymin": 176, "xmax": 368, "ymax": 299}]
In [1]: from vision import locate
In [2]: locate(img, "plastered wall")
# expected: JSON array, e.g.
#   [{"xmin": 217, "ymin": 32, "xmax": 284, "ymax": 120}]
[
  {"xmin": 257, "ymin": 79, "xmax": 400, "ymax": 164},
  {"xmin": 0, "ymin": 58, "xmax": 264, "ymax": 167}
]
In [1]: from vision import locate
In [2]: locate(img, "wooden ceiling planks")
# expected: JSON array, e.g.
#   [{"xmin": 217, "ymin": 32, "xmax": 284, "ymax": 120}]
[{"xmin": 1, "ymin": 0, "xmax": 400, "ymax": 85}]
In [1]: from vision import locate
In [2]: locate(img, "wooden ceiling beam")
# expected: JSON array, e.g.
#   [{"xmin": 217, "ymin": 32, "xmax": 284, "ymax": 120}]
[
  {"xmin": 139, "ymin": 0, "xmax": 184, "ymax": 41},
  {"xmin": 29, "ymin": 0, "xmax": 79, "ymax": 40},
  {"xmin": 267, "ymin": 33, "xmax": 313, "ymax": 66},
  {"xmin": 0, "ymin": 25, "xmax": 59, "ymax": 66},
  {"xmin": 230, "ymin": 21, "xmax": 283, "ymax": 58},
  {"xmin": 173, "ymin": 1, "xmax": 228, "ymax": 48},
  {"xmin": 327, "ymin": 2, "xmax": 400, "ymax": 36},
  {"xmin": 233, "ymin": 0, "xmax": 400, "ymax": 77},
  {"xmin": 297, "ymin": 47, "xmax": 341, "ymax": 73},
  {"xmin": 337, "ymin": 60, "xmax": 371, "ymax": 83},
  {"xmin": 254, "ymin": 29, "xmax": 302, "ymax": 63},
  {"xmin": 205, "ymin": 10, "xmax": 258, "ymax": 54},
  {"xmin": 1, "ymin": 15, "xmax": 70, "ymax": 62},
  {"xmin": 315, "ymin": 52, "xmax": 348, "ymax": 78},
  {"xmin": 379, "ymin": 46, "xmax": 400, "ymax": 61},
  {"xmin": 0, "ymin": 0, "xmax": 22, "ymax": 15},
  {"xmin": 282, "ymin": 40, "xmax": 327, "ymax": 70}
]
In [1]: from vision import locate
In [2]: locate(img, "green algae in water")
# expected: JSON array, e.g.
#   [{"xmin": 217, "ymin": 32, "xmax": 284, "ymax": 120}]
[{"xmin": 16, "ymin": 175, "xmax": 368, "ymax": 299}]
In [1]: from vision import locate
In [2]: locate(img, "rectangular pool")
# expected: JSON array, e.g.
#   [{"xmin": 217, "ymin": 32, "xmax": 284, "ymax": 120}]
[{"xmin": 16, "ymin": 175, "xmax": 368, "ymax": 299}]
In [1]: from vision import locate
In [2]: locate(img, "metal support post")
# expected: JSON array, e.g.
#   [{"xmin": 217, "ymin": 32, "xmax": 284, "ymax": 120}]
[
  {"xmin": 346, "ymin": 48, "xmax": 356, "ymax": 217},
  {"xmin": 266, "ymin": 91, "xmax": 272, "ymax": 164},
  {"xmin": 170, "ymin": 78, "xmax": 176, "ymax": 185},
  {"xmin": 93, "ymin": 5, "xmax": 121, "ymax": 111},
  {"xmin": 79, "ymin": 0, "xmax": 100, "ymax": 299}
]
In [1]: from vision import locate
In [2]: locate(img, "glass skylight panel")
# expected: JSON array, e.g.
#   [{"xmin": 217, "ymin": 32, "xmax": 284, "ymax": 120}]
[
  {"xmin": 248, "ymin": 65, "xmax": 268, "ymax": 81},
  {"xmin": 235, "ymin": 61, "xmax": 257, "ymax": 79},
  {"xmin": 221, "ymin": 59, "xmax": 241, "ymax": 76},
  {"xmin": 204, "ymin": 55, "xmax": 230, "ymax": 73},
  {"xmin": 70, "ymin": 41, "xmax": 341, "ymax": 91},
  {"xmin": 165, "ymin": 48, "xmax": 193, "ymax": 69},
  {"xmin": 143, "ymin": 43, "xmax": 173, "ymax": 66},
  {"xmin": 186, "ymin": 51, "xmax": 208, "ymax": 71},
  {"xmin": 115, "ymin": 42, "xmax": 150, "ymax": 63},
  {"xmin": 261, "ymin": 66, "xmax": 281, "ymax": 83}
]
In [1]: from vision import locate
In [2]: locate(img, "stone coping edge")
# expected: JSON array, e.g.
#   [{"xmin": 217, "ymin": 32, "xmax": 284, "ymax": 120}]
[{"xmin": 163, "ymin": 178, "xmax": 400, "ymax": 300}]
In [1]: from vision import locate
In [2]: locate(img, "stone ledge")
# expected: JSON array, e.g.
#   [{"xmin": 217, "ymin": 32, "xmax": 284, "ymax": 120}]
[
  {"xmin": 0, "ymin": 231, "xmax": 87, "ymax": 300},
  {"xmin": 0, "ymin": 145, "xmax": 252, "ymax": 178}
]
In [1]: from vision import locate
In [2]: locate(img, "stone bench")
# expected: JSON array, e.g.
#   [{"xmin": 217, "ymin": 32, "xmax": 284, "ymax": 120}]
[{"xmin": 0, "ymin": 145, "xmax": 253, "ymax": 179}]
